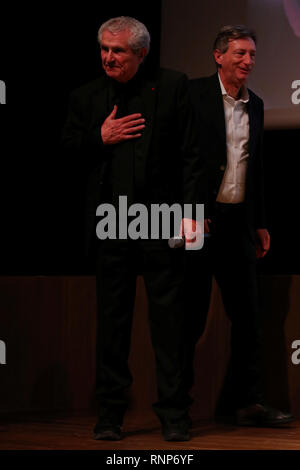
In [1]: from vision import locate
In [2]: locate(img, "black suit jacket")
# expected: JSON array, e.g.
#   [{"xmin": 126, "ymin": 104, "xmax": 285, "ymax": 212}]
[
  {"xmin": 189, "ymin": 73, "xmax": 266, "ymax": 231},
  {"xmin": 62, "ymin": 68, "xmax": 204, "ymax": 253}
]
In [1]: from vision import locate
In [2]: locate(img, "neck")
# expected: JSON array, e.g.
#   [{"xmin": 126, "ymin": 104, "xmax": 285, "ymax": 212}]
[
  {"xmin": 219, "ymin": 71, "xmax": 244, "ymax": 100},
  {"xmin": 226, "ymin": 85, "xmax": 241, "ymax": 100}
]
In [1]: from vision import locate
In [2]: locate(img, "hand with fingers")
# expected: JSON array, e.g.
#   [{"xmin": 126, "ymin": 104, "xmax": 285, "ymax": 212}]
[
  {"xmin": 255, "ymin": 228, "xmax": 270, "ymax": 258},
  {"xmin": 101, "ymin": 105, "xmax": 146, "ymax": 145}
]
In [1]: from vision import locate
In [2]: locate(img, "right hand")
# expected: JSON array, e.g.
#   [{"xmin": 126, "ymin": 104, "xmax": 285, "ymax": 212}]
[
  {"xmin": 180, "ymin": 218, "xmax": 204, "ymax": 250},
  {"xmin": 101, "ymin": 105, "xmax": 146, "ymax": 145}
]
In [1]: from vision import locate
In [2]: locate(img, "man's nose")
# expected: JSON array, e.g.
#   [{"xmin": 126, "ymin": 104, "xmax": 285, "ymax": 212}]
[
  {"xmin": 106, "ymin": 50, "xmax": 115, "ymax": 62},
  {"xmin": 244, "ymin": 53, "xmax": 254, "ymax": 65}
]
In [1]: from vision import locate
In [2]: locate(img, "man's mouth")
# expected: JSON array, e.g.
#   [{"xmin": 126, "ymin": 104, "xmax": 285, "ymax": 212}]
[{"xmin": 105, "ymin": 64, "xmax": 117, "ymax": 70}]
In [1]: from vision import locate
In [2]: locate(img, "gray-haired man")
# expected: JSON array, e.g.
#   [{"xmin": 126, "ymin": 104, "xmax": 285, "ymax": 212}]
[{"xmin": 63, "ymin": 16, "xmax": 204, "ymax": 441}]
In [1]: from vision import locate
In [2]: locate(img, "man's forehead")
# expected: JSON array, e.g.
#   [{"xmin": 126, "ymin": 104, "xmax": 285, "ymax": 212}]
[{"xmin": 228, "ymin": 37, "xmax": 256, "ymax": 51}]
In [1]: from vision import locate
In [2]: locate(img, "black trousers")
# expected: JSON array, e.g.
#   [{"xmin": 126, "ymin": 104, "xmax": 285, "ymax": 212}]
[
  {"xmin": 95, "ymin": 239, "xmax": 191, "ymax": 428},
  {"xmin": 185, "ymin": 203, "xmax": 264, "ymax": 409}
]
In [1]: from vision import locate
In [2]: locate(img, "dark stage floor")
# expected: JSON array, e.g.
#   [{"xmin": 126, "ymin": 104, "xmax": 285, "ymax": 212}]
[{"xmin": 0, "ymin": 411, "xmax": 299, "ymax": 450}]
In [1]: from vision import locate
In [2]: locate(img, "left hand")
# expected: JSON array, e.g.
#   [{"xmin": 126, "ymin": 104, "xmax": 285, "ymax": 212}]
[{"xmin": 255, "ymin": 228, "xmax": 270, "ymax": 258}]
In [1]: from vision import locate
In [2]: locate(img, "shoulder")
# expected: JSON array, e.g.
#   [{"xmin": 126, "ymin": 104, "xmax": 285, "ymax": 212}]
[
  {"xmin": 69, "ymin": 75, "xmax": 107, "ymax": 99},
  {"xmin": 157, "ymin": 67, "xmax": 186, "ymax": 79},
  {"xmin": 155, "ymin": 68, "xmax": 188, "ymax": 85},
  {"xmin": 189, "ymin": 73, "xmax": 219, "ymax": 95},
  {"xmin": 145, "ymin": 68, "xmax": 190, "ymax": 98},
  {"xmin": 248, "ymin": 88, "xmax": 264, "ymax": 108},
  {"xmin": 248, "ymin": 88, "xmax": 264, "ymax": 121}
]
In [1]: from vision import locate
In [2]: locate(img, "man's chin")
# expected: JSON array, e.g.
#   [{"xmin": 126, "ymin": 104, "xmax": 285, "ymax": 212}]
[
  {"xmin": 104, "ymin": 68, "xmax": 120, "ymax": 79},
  {"xmin": 238, "ymin": 70, "xmax": 250, "ymax": 80},
  {"xmin": 235, "ymin": 75, "xmax": 248, "ymax": 87}
]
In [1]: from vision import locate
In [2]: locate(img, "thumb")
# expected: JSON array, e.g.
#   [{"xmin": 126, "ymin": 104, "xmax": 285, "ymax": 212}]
[{"xmin": 109, "ymin": 105, "xmax": 118, "ymax": 119}]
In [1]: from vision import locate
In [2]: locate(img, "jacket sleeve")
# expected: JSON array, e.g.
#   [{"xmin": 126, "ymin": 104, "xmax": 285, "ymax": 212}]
[
  {"xmin": 175, "ymin": 74, "xmax": 207, "ymax": 210},
  {"xmin": 253, "ymin": 100, "xmax": 267, "ymax": 229}
]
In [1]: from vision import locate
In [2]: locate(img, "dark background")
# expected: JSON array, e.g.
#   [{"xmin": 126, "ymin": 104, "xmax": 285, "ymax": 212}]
[{"xmin": 1, "ymin": 2, "xmax": 299, "ymax": 275}]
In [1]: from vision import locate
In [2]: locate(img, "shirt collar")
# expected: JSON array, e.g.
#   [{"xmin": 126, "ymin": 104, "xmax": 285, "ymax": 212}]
[{"xmin": 218, "ymin": 73, "xmax": 249, "ymax": 103}]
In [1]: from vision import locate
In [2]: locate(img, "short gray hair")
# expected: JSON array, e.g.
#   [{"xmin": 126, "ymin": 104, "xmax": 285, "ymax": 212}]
[
  {"xmin": 98, "ymin": 16, "xmax": 151, "ymax": 56},
  {"xmin": 213, "ymin": 25, "xmax": 257, "ymax": 53}
]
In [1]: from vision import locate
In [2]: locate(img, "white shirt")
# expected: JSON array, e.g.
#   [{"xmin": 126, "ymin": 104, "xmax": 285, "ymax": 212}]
[{"xmin": 216, "ymin": 74, "xmax": 250, "ymax": 204}]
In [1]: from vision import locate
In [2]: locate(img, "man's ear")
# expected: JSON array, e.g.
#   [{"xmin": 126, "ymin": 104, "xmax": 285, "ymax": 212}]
[
  {"xmin": 213, "ymin": 49, "xmax": 223, "ymax": 67},
  {"xmin": 138, "ymin": 47, "xmax": 147, "ymax": 63}
]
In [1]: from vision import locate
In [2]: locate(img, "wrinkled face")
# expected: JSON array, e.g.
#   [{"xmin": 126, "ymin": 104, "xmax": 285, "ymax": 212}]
[
  {"xmin": 214, "ymin": 37, "xmax": 256, "ymax": 87},
  {"xmin": 100, "ymin": 29, "xmax": 146, "ymax": 83}
]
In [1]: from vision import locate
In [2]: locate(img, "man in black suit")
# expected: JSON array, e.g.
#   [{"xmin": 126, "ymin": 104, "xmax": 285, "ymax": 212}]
[
  {"xmin": 188, "ymin": 25, "xmax": 292, "ymax": 426},
  {"xmin": 63, "ymin": 16, "xmax": 203, "ymax": 441}
]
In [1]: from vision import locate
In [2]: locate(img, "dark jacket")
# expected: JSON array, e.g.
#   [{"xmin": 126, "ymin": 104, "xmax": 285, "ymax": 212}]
[{"xmin": 62, "ymin": 68, "xmax": 205, "ymax": 252}]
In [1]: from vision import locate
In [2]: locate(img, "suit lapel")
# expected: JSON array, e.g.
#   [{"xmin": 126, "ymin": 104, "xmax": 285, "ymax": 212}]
[
  {"xmin": 208, "ymin": 74, "xmax": 227, "ymax": 163},
  {"xmin": 136, "ymin": 75, "xmax": 157, "ymax": 160}
]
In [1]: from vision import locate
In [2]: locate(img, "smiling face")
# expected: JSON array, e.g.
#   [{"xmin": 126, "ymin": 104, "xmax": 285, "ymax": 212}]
[
  {"xmin": 214, "ymin": 37, "xmax": 256, "ymax": 89},
  {"xmin": 100, "ymin": 29, "xmax": 146, "ymax": 83}
]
